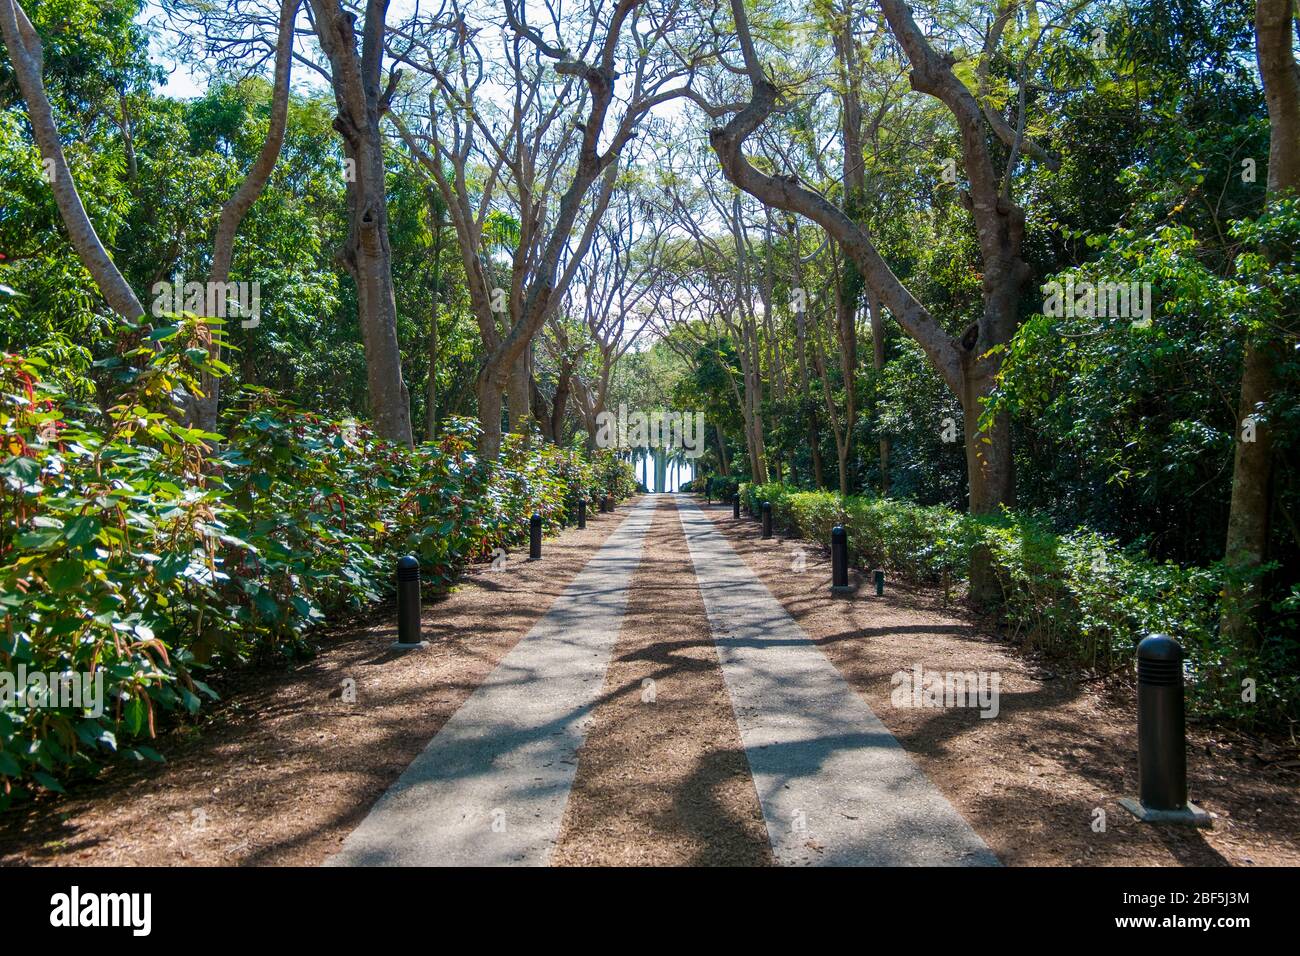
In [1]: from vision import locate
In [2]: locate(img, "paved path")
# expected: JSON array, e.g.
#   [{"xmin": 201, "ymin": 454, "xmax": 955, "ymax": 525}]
[
  {"xmin": 677, "ymin": 497, "xmax": 997, "ymax": 866},
  {"xmin": 330, "ymin": 493, "xmax": 995, "ymax": 866},
  {"xmin": 328, "ymin": 496, "xmax": 657, "ymax": 866}
]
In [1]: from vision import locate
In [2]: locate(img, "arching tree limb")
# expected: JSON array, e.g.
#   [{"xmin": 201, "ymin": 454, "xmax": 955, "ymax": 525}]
[{"xmin": 0, "ymin": 0, "xmax": 144, "ymax": 320}]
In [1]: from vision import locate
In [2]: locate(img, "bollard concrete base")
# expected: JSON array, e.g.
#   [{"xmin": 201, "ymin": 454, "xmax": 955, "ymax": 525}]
[
  {"xmin": 1118, "ymin": 797, "xmax": 1212, "ymax": 827},
  {"xmin": 830, "ymin": 570, "xmax": 859, "ymax": 597},
  {"xmin": 389, "ymin": 640, "xmax": 430, "ymax": 652}
]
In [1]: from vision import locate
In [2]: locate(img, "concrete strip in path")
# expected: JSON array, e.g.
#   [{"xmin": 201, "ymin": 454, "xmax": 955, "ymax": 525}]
[
  {"xmin": 677, "ymin": 496, "xmax": 998, "ymax": 867},
  {"xmin": 327, "ymin": 497, "xmax": 658, "ymax": 866}
]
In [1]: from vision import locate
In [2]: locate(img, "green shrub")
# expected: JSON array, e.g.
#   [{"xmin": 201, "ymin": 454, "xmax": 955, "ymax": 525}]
[
  {"xmin": 697, "ymin": 474, "xmax": 740, "ymax": 501},
  {"xmin": 733, "ymin": 484, "xmax": 1289, "ymax": 722},
  {"xmin": 0, "ymin": 326, "xmax": 630, "ymax": 802},
  {"xmin": 738, "ymin": 481, "xmax": 792, "ymax": 521},
  {"xmin": 592, "ymin": 449, "xmax": 638, "ymax": 502}
]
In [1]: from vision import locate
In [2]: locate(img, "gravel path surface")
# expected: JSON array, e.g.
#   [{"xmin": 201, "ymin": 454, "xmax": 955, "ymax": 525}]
[
  {"xmin": 327, "ymin": 497, "xmax": 658, "ymax": 866},
  {"xmin": 0, "ymin": 501, "xmax": 641, "ymax": 867},
  {"xmin": 678, "ymin": 496, "xmax": 997, "ymax": 866},
  {"xmin": 11, "ymin": 494, "xmax": 1286, "ymax": 867},
  {"xmin": 551, "ymin": 498, "xmax": 772, "ymax": 866}
]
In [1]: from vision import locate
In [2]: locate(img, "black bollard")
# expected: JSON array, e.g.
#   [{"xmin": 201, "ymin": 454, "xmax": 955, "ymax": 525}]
[
  {"xmin": 761, "ymin": 501, "xmax": 773, "ymax": 539},
  {"xmin": 874, "ymin": 569, "xmax": 885, "ymax": 596},
  {"xmin": 733, "ymin": 494, "xmax": 740, "ymax": 519},
  {"xmin": 577, "ymin": 498, "xmax": 587, "ymax": 529},
  {"xmin": 831, "ymin": 525, "xmax": 852, "ymax": 594},
  {"xmin": 394, "ymin": 555, "xmax": 425, "ymax": 649},
  {"xmin": 706, "ymin": 477, "xmax": 712, "ymax": 504},
  {"xmin": 529, "ymin": 513, "xmax": 542, "ymax": 560},
  {"xmin": 1119, "ymin": 634, "xmax": 1210, "ymax": 825}
]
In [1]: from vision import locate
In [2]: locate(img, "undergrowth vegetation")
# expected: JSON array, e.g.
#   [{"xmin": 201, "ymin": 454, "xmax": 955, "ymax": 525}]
[
  {"xmin": 736, "ymin": 482, "xmax": 1297, "ymax": 726},
  {"xmin": 0, "ymin": 319, "xmax": 635, "ymax": 803}
]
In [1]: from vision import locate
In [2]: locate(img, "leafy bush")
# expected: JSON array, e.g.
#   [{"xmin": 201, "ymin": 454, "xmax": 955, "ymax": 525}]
[
  {"xmin": 736, "ymin": 483, "xmax": 1292, "ymax": 723},
  {"xmin": 591, "ymin": 449, "xmax": 638, "ymax": 502},
  {"xmin": 692, "ymin": 474, "xmax": 739, "ymax": 501},
  {"xmin": 0, "ymin": 325, "xmax": 632, "ymax": 802}
]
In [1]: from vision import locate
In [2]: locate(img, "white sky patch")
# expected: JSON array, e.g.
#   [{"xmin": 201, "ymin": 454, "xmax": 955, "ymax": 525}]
[{"xmin": 142, "ymin": 1, "xmax": 204, "ymax": 99}]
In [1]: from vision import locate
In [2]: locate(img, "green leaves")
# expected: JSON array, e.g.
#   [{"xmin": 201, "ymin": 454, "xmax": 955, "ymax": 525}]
[
  {"xmin": 1, "ymin": 348, "xmax": 622, "ymax": 801},
  {"xmin": 45, "ymin": 559, "xmax": 84, "ymax": 592},
  {"xmin": 1, "ymin": 456, "xmax": 41, "ymax": 486},
  {"xmin": 739, "ymin": 482, "xmax": 1242, "ymax": 715},
  {"xmin": 123, "ymin": 697, "xmax": 147, "ymax": 737},
  {"xmin": 0, "ymin": 752, "xmax": 21, "ymax": 777},
  {"xmin": 63, "ymin": 516, "xmax": 100, "ymax": 548},
  {"xmin": 32, "ymin": 771, "xmax": 65, "ymax": 794}
]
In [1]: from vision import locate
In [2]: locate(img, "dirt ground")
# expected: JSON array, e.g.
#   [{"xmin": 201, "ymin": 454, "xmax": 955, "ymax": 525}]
[
  {"xmin": 0, "ymin": 502, "xmax": 639, "ymax": 866},
  {"xmin": 702, "ymin": 503, "xmax": 1300, "ymax": 867},
  {"xmin": 551, "ymin": 498, "xmax": 772, "ymax": 866},
  {"xmin": 4, "ymin": 493, "xmax": 1296, "ymax": 868}
]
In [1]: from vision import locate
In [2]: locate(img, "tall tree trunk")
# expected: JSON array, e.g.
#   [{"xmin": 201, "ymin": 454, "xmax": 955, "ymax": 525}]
[
  {"xmin": 835, "ymin": 8, "xmax": 863, "ymax": 496},
  {"xmin": 798, "ymin": 328, "xmax": 826, "ymax": 489},
  {"xmin": 808, "ymin": 280, "xmax": 849, "ymax": 495},
  {"xmin": 423, "ymin": 202, "xmax": 446, "ymax": 441},
  {"xmin": 116, "ymin": 93, "xmax": 138, "ymax": 182},
  {"xmin": 809, "ymin": 405, "xmax": 825, "ymax": 488},
  {"xmin": 508, "ymin": 343, "xmax": 531, "ymax": 435},
  {"xmin": 745, "ymin": 360, "xmax": 769, "ymax": 483},
  {"xmin": 529, "ymin": 373, "xmax": 556, "ymax": 443},
  {"xmin": 709, "ymin": 0, "xmax": 1033, "ymax": 602},
  {"xmin": 571, "ymin": 372, "xmax": 601, "ymax": 451},
  {"xmin": 425, "ymin": 305, "xmax": 438, "ymax": 440},
  {"xmin": 961, "ymin": 276, "xmax": 1020, "ymax": 605},
  {"xmin": 1221, "ymin": 0, "xmax": 1299, "ymax": 646},
  {"xmin": 310, "ymin": 0, "xmax": 413, "ymax": 446},
  {"xmin": 727, "ymin": 200, "xmax": 769, "ymax": 485},
  {"xmin": 0, "ymin": 0, "xmax": 143, "ymax": 320},
  {"xmin": 1222, "ymin": 343, "xmax": 1280, "ymax": 646},
  {"xmin": 550, "ymin": 364, "xmax": 573, "ymax": 442},
  {"xmin": 961, "ymin": 280, "xmax": 1018, "ymax": 514},
  {"xmin": 197, "ymin": 0, "xmax": 298, "ymax": 434},
  {"xmin": 348, "ymin": 131, "xmax": 412, "ymax": 445},
  {"xmin": 834, "ymin": 285, "xmax": 858, "ymax": 497},
  {"xmin": 477, "ymin": 375, "xmax": 506, "ymax": 459},
  {"xmin": 790, "ymin": 233, "xmax": 825, "ymax": 489},
  {"xmin": 877, "ymin": 0, "xmax": 1027, "ymax": 528},
  {"xmin": 868, "ymin": 289, "xmax": 890, "ymax": 495},
  {"xmin": 725, "ymin": 366, "xmax": 761, "ymax": 484}
]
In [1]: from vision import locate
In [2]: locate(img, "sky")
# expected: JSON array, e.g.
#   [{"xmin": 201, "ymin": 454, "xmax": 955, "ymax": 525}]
[
  {"xmin": 140, "ymin": 0, "xmax": 434, "ymax": 100},
  {"xmin": 141, "ymin": 2, "xmax": 204, "ymax": 99}
]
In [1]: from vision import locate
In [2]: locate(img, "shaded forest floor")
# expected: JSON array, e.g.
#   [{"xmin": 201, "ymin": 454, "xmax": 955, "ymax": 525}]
[
  {"xmin": 1, "ymin": 494, "xmax": 1296, "ymax": 867},
  {"xmin": 703, "ymin": 504, "xmax": 1300, "ymax": 866},
  {"xmin": 0, "ymin": 503, "xmax": 640, "ymax": 866}
]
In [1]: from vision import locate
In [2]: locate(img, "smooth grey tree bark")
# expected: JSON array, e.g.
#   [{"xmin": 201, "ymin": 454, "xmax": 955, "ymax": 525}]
[
  {"xmin": 196, "ymin": 0, "xmax": 300, "ymax": 433},
  {"xmin": 0, "ymin": 0, "xmax": 144, "ymax": 320},
  {"xmin": 1221, "ymin": 0, "xmax": 1299, "ymax": 646},
  {"xmin": 706, "ymin": 0, "xmax": 1052, "ymax": 600},
  {"xmin": 309, "ymin": 0, "xmax": 413, "ymax": 445}
]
